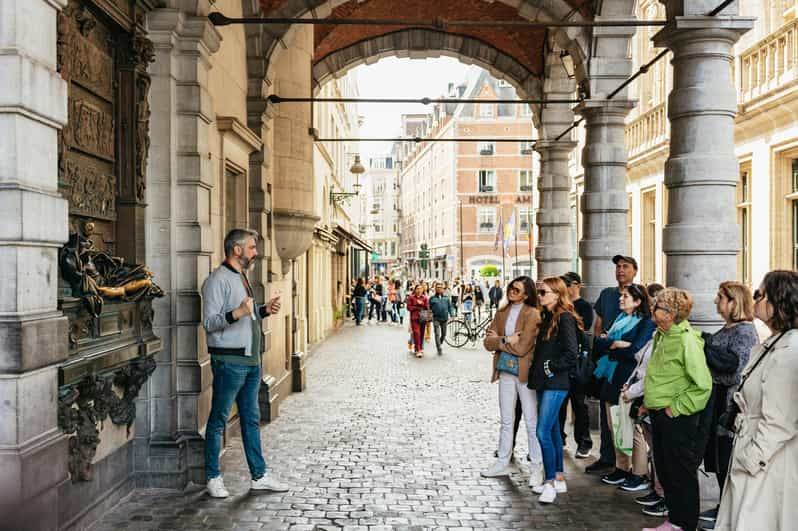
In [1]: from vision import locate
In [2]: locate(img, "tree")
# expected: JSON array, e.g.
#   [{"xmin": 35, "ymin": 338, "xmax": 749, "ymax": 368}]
[{"xmin": 479, "ymin": 265, "xmax": 499, "ymax": 277}]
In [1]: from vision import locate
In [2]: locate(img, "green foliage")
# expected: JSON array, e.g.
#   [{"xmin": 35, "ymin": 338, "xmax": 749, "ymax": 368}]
[{"xmin": 480, "ymin": 265, "xmax": 500, "ymax": 277}]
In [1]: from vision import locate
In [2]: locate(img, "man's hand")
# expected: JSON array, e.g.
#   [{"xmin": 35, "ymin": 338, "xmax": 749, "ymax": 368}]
[
  {"xmin": 505, "ymin": 332, "xmax": 522, "ymax": 346},
  {"xmin": 266, "ymin": 296, "xmax": 281, "ymax": 315},
  {"xmin": 638, "ymin": 404, "xmax": 648, "ymax": 416},
  {"xmin": 486, "ymin": 329, "xmax": 499, "ymax": 338},
  {"xmin": 665, "ymin": 406, "xmax": 674, "ymax": 418},
  {"xmin": 611, "ymin": 340, "xmax": 631, "ymax": 349},
  {"xmin": 233, "ymin": 296, "xmax": 254, "ymax": 320}
]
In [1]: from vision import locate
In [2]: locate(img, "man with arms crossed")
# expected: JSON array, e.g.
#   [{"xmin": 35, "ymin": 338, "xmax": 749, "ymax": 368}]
[{"xmin": 202, "ymin": 228, "xmax": 288, "ymax": 497}]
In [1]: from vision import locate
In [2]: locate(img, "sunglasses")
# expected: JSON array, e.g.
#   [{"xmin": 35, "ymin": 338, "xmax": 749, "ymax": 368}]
[
  {"xmin": 537, "ymin": 289, "xmax": 552, "ymax": 296},
  {"xmin": 508, "ymin": 286, "xmax": 521, "ymax": 294},
  {"xmin": 753, "ymin": 289, "xmax": 765, "ymax": 301}
]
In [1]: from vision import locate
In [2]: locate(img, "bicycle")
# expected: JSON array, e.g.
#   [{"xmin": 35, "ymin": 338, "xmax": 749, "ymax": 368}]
[{"xmin": 445, "ymin": 311, "xmax": 494, "ymax": 348}]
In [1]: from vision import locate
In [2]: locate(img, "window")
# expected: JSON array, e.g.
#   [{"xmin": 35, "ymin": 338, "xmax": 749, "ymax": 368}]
[
  {"xmin": 373, "ymin": 222, "xmax": 382, "ymax": 233},
  {"xmin": 641, "ymin": 189, "xmax": 657, "ymax": 284},
  {"xmin": 390, "ymin": 241, "xmax": 396, "ymax": 256},
  {"xmin": 520, "ymin": 140, "xmax": 534, "ymax": 154},
  {"xmin": 479, "ymin": 104, "xmax": 494, "ymax": 118},
  {"xmin": 478, "ymin": 141, "xmax": 495, "ymax": 155},
  {"xmin": 224, "ymin": 167, "xmax": 247, "ymax": 234},
  {"xmin": 737, "ymin": 163, "xmax": 752, "ymax": 285},
  {"xmin": 519, "ymin": 170, "xmax": 534, "ymax": 192},
  {"xmin": 519, "ymin": 103, "xmax": 532, "ymax": 117},
  {"xmin": 791, "ymin": 160, "xmax": 798, "ymax": 269},
  {"xmin": 374, "ymin": 181, "xmax": 385, "ymax": 196},
  {"xmin": 478, "ymin": 207, "xmax": 496, "ymax": 233},
  {"xmin": 627, "ymin": 193, "xmax": 634, "ymax": 249},
  {"xmin": 497, "ymin": 79, "xmax": 511, "ymax": 88},
  {"xmin": 518, "ymin": 207, "xmax": 533, "ymax": 234},
  {"xmin": 478, "ymin": 170, "xmax": 496, "ymax": 193}
]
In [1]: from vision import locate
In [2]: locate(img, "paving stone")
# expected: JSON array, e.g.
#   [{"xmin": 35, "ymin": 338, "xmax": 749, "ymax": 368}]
[{"xmin": 91, "ymin": 322, "xmax": 717, "ymax": 530}]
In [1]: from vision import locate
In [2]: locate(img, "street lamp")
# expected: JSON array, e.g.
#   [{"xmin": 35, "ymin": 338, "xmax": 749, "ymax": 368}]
[
  {"xmin": 559, "ymin": 50, "xmax": 575, "ymax": 79},
  {"xmin": 330, "ymin": 154, "xmax": 366, "ymax": 205}
]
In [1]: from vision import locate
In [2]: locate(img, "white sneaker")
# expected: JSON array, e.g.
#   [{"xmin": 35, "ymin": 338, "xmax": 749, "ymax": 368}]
[
  {"xmin": 538, "ymin": 482, "xmax": 557, "ymax": 504},
  {"xmin": 206, "ymin": 476, "xmax": 229, "ymax": 498},
  {"xmin": 528, "ymin": 465, "xmax": 543, "ymax": 488},
  {"xmin": 250, "ymin": 473, "xmax": 289, "ymax": 492},
  {"xmin": 480, "ymin": 461, "xmax": 511, "ymax": 478},
  {"xmin": 554, "ymin": 479, "xmax": 567, "ymax": 493}
]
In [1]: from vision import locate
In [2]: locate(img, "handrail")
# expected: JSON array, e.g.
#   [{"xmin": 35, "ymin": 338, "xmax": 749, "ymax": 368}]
[{"xmin": 625, "ymin": 102, "xmax": 668, "ymax": 158}]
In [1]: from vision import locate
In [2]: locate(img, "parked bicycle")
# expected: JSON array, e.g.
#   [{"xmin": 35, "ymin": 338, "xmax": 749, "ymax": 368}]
[{"xmin": 445, "ymin": 310, "xmax": 494, "ymax": 348}]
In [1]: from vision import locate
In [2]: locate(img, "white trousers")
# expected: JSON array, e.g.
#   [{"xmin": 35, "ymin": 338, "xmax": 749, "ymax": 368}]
[{"xmin": 497, "ymin": 371, "xmax": 542, "ymax": 466}]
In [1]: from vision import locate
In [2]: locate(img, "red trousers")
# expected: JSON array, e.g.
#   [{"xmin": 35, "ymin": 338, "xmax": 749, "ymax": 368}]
[{"xmin": 410, "ymin": 320, "xmax": 424, "ymax": 352}]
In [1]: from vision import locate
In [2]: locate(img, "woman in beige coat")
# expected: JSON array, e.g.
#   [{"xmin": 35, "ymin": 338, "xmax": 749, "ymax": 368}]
[
  {"xmin": 480, "ymin": 276, "xmax": 542, "ymax": 487},
  {"xmin": 715, "ymin": 270, "xmax": 798, "ymax": 531}
]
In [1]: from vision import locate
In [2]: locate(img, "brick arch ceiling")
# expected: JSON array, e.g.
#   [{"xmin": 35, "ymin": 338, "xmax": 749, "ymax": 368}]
[{"xmin": 258, "ymin": 0, "xmax": 592, "ymax": 77}]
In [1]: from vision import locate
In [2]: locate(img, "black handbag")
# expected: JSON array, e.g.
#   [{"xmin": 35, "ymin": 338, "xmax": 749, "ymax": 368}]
[
  {"xmin": 571, "ymin": 328, "xmax": 596, "ymax": 386},
  {"xmin": 718, "ymin": 330, "xmax": 787, "ymax": 433}
]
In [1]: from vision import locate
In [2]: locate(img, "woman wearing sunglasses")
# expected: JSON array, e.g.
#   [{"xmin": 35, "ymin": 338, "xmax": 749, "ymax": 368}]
[
  {"xmin": 527, "ymin": 277, "xmax": 581, "ymax": 503},
  {"xmin": 715, "ymin": 271, "xmax": 798, "ymax": 531},
  {"xmin": 481, "ymin": 276, "xmax": 543, "ymax": 488}
]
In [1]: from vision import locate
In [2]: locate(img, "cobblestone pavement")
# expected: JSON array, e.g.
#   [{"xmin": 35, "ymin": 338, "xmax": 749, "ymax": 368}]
[{"xmin": 92, "ymin": 321, "xmax": 708, "ymax": 531}]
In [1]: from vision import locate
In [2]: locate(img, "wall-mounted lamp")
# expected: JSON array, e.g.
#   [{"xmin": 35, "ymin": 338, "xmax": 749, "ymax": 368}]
[
  {"xmin": 559, "ymin": 50, "xmax": 575, "ymax": 79},
  {"xmin": 330, "ymin": 154, "xmax": 366, "ymax": 205}
]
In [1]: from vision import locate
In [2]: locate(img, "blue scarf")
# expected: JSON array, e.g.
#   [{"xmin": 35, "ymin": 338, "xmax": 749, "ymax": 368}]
[{"xmin": 594, "ymin": 313, "xmax": 642, "ymax": 381}]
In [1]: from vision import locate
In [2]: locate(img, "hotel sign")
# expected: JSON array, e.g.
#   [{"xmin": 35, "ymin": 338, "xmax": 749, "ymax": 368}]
[{"xmin": 468, "ymin": 195, "xmax": 532, "ymax": 204}]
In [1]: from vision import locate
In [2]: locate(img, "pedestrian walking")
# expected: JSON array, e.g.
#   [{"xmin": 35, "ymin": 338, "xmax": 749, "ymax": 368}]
[
  {"xmin": 715, "ymin": 270, "xmax": 798, "ymax": 531},
  {"xmin": 474, "ymin": 284, "xmax": 485, "ymax": 320},
  {"xmin": 641, "ymin": 288, "xmax": 712, "ymax": 531},
  {"xmin": 528, "ymin": 277, "xmax": 580, "ymax": 504},
  {"xmin": 406, "ymin": 283, "xmax": 430, "ymax": 358},
  {"xmin": 200, "ymin": 228, "xmax": 288, "ymax": 498},
  {"xmin": 695, "ymin": 282, "xmax": 757, "ymax": 529},
  {"xmin": 352, "ymin": 278, "xmax": 367, "ymax": 325},
  {"xmin": 429, "ymin": 281, "xmax": 455, "ymax": 355},
  {"xmin": 489, "ymin": 280, "xmax": 503, "ymax": 310},
  {"xmin": 481, "ymin": 276, "xmax": 543, "ymax": 489},
  {"xmin": 462, "ymin": 284, "xmax": 474, "ymax": 323}
]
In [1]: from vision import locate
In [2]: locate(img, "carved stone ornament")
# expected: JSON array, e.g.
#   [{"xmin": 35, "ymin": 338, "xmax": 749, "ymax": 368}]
[
  {"xmin": 58, "ymin": 356, "xmax": 157, "ymax": 482},
  {"xmin": 135, "ymin": 74, "xmax": 152, "ymax": 202},
  {"xmin": 59, "ymin": 222, "xmax": 164, "ymax": 317}
]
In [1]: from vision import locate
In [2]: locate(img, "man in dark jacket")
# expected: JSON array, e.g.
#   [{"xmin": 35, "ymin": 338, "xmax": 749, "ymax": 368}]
[
  {"xmin": 489, "ymin": 280, "xmax": 503, "ymax": 310},
  {"xmin": 429, "ymin": 282, "xmax": 455, "ymax": 355}
]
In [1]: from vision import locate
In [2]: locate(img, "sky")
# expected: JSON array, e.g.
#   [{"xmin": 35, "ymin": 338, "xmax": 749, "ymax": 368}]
[{"xmin": 350, "ymin": 57, "xmax": 480, "ymax": 159}]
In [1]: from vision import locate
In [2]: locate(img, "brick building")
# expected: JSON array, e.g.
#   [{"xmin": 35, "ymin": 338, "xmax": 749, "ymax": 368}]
[{"xmin": 398, "ymin": 70, "xmax": 539, "ymax": 281}]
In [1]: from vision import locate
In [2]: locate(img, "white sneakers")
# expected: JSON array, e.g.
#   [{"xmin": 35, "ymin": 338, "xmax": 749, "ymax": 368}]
[
  {"xmin": 527, "ymin": 465, "xmax": 543, "ymax": 488},
  {"xmin": 207, "ymin": 474, "xmax": 289, "ymax": 497},
  {"xmin": 480, "ymin": 461, "xmax": 512, "ymax": 477},
  {"xmin": 206, "ymin": 476, "xmax": 229, "ymax": 498},
  {"xmin": 251, "ymin": 473, "xmax": 289, "ymax": 492},
  {"xmin": 537, "ymin": 482, "xmax": 557, "ymax": 504}
]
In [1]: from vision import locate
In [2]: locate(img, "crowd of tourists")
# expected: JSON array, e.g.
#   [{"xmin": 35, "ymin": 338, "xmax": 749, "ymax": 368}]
[{"xmin": 351, "ymin": 255, "xmax": 798, "ymax": 530}]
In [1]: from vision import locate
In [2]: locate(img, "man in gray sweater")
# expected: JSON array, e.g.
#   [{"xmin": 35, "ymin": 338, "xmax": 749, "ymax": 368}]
[{"xmin": 201, "ymin": 228, "xmax": 286, "ymax": 498}]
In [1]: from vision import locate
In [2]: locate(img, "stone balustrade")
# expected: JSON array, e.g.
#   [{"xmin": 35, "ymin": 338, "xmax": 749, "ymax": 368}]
[
  {"xmin": 625, "ymin": 102, "xmax": 668, "ymax": 160},
  {"xmin": 739, "ymin": 17, "xmax": 798, "ymax": 104}
]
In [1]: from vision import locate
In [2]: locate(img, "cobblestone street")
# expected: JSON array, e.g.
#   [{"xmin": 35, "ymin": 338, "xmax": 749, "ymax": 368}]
[{"xmin": 92, "ymin": 321, "xmax": 693, "ymax": 531}]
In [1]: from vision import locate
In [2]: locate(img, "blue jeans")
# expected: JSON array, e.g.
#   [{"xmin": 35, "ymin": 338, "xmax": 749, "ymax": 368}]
[
  {"xmin": 354, "ymin": 296, "xmax": 365, "ymax": 324},
  {"xmin": 205, "ymin": 359, "xmax": 266, "ymax": 480},
  {"xmin": 537, "ymin": 389, "xmax": 569, "ymax": 481}
]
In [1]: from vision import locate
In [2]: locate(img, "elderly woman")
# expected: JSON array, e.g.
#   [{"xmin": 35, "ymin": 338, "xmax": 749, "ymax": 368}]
[
  {"xmin": 715, "ymin": 271, "xmax": 798, "ymax": 531},
  {"xmin": 593, "ymin": 283, "xmax": 656, "ymax": 488},
  {"xmin": 696, "ymin": 282, "xmax": 758, "ymax": 528},
  {"xmin": 481, "ymin": 276, "xmax": 543, "ymax": 488},
  {"xmin": 641, "ymin": 288, "xmax": 712, "ymax": 531}
]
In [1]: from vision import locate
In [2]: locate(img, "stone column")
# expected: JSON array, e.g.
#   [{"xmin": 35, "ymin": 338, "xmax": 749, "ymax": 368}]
[
  {"xmin": 0, "ymin": 0, "xmax": 69, "ymax": 528},
  {"xmin": 142, "ymin": 8, "xmax": 221, "ymax": 487},
  {"xmin": 654, "ymin": 12, "xmax": 753, "ymax": 328},
  {"xmin": 576, "ymin": 100, "xmax": 635, "ymax": 303},
  {"xmin": 535, "ymin": 141, "xmax": 577, "ymax": 277}
]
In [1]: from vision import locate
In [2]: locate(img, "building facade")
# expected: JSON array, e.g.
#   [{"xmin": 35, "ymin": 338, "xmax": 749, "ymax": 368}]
[
  {"xmin": 364, "ymin": 154, "xmax": 400, "ymax": 276},
  {"xmin": 398, "ymin": 71, "xmax": 539, "ymax": 282}
]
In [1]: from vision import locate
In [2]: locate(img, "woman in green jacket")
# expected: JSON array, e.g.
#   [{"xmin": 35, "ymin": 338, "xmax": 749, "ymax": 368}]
[{"xmin": 642, "ymin": 288, "xmax": 712, "ymax": 531}]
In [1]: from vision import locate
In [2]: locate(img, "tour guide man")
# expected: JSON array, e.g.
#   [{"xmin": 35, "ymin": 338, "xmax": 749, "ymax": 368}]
[{"xmin": 201, "ymin": 228, "xmax": 287, "ymax": 498}]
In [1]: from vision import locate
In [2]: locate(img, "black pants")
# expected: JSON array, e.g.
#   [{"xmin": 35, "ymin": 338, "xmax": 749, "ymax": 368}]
[
  {"xmin": 368, "ymin": 299, "xmax": 379, "ymax": 320},
  {"xmin": 715, "ymin": 435, "xmax": 733, "ymax": 496},
  {"xmin": 599, "ymin": 400, "xmax": 616, "ymax": 465},
  {"xmin": 651, "ymin": 410, "xmax": 702, "ymax": 531},
  {"xmin": 558, "ymin": 388, "xmax": 592, "ymax": 449}
]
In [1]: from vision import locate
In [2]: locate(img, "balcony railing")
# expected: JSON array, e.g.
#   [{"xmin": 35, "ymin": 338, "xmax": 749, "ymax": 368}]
[
  {"xmin": 738, "ymin": 17, "xmax": 798, "ymax": 104},
  {"xmin": 625, "ymin": 102, "xmax": 668, "ymax": 159}
]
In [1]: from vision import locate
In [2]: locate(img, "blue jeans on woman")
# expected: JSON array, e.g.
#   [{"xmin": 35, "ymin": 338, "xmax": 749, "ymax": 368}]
[
  {"xmin": 537, "ymin": 389, "xmax": 569, "ymax": 481},
  {"xmin": 354, "ymin": 296, "xmax": 365, "ymax": 324},
  {"xmin": 205, "ymin": 359, "xmax": 266, "ymax": 480}
]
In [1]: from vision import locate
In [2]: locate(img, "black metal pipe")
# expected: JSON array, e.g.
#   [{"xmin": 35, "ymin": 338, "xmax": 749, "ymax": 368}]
[
  {"xmin": 314, "ymin": 137, "xmax": 539, "ymax": 143},
  {"xmin": 208, "ymin": 12, "xmax": 666, "ymax": 29},
  {"xmin": 268, "ymin": 95, "xmax": 582, "ymax": 105}
]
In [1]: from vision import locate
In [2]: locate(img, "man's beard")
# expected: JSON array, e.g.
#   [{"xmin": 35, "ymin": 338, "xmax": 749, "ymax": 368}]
[{"xmin": 239, "ymin": 256, "xmax": 255, "ymax": 271}]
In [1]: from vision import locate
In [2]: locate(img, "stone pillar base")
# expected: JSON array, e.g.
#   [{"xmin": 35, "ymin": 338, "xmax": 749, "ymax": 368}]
[
  {"xmin": 292, "ymin": 351, "xmax": 306, "ymax": 392},
  {"xmin": 258, "ymin": 373, "xmax": 280, "ymax": 423}
]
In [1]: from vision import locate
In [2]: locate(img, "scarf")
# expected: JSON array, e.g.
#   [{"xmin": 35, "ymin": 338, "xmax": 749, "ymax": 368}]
[{"xmin": 594, "ymin": 313, "xmax": 642, "ymax": 381}]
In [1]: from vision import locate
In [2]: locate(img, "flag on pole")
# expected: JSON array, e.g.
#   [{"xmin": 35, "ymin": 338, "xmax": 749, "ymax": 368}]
[
  {"xmin": 493, "ymin": 211, "xmax": 503, "ymax": 251},
  {"xmin": 503, "ymin": 212, "xmax": 515, "ymax": 251}
]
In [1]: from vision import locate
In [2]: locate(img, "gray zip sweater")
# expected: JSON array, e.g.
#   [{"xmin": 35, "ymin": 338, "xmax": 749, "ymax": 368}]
[{"xmin": 201, "ymin": 262, "xmax": 269, "ymax": 366}]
